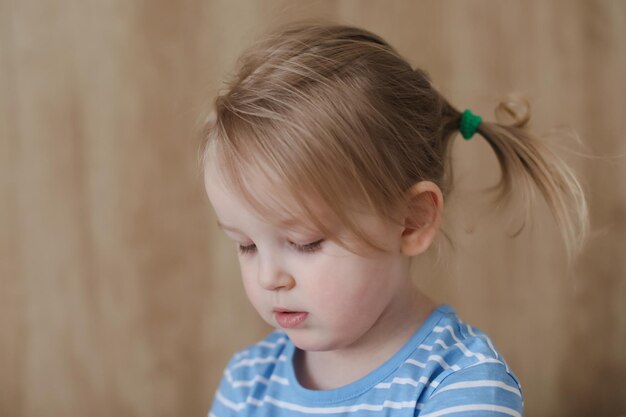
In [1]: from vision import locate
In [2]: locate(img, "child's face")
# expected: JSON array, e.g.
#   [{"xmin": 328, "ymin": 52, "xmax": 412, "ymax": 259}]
[{"xmin": 204, "ymin": 166, "xmax": 414, "ymax": 353}]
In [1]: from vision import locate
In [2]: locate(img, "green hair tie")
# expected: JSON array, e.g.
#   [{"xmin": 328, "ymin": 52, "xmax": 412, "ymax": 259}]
[{"xmin": 459, "ymin": 109, "xmax": 482, "ymax": 140}]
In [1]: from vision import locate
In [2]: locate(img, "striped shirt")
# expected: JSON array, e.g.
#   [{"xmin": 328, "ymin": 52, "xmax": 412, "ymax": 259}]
[{"xmin": 208, "ymin": 304, "xmax": 524, "ymax": 416}]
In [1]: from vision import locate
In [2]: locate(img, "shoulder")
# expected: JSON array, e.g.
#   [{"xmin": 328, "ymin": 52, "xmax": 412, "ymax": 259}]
[
  {"xmin": 222, "ymin": 330, "xmax": 290, "ymax": 387},
  {"xmin": 413, "ymin": 309, "xmax": 524, "ymax": 415},
  {"xmin": 209, "ymin": 330, "xmax": 291, "ymax": 415},
  {"xmin": 416, "ymin": 362, "xmax": 524, "ymax": 416},
  {"xmin": 427, "ymin": 310, "xmax": 522, "ymax": 387}
]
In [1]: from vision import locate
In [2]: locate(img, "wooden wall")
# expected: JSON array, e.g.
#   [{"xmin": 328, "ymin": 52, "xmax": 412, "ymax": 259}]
[{"xmin": 1, "ymin": 1, "xmax": 625, "ymax": 416}]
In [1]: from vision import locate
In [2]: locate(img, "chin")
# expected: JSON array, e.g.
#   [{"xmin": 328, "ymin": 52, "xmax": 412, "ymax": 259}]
[{"xmin": 286, "ymin": 332, "xmax": 342, "ymax": 352}]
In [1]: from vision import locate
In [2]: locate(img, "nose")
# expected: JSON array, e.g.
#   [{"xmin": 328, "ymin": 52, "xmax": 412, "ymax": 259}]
[{"xmin": 257, "ymin": 253, "xmax": 295, "ymax": 291}]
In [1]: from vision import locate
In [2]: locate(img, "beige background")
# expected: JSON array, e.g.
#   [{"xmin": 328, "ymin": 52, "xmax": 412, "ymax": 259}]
[{"xmin": 1, "ymin": 1, "xmax": 625, "ymax": 416}]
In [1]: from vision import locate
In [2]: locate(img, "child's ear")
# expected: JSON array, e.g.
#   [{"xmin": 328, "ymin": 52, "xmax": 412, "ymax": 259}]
[{"xmin": 399, "ymin": 180, "xmax": 444, "ymax": 257}]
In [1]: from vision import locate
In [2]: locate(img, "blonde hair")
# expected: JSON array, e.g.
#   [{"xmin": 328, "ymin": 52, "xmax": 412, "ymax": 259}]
[{"xmin": 199, "ymin": 18, "xmax": 589, "ymax": 265}]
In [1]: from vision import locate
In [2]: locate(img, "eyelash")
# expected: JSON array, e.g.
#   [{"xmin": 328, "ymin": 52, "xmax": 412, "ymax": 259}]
[{"xmin": 237, "ymin": 240, "xmax": 324, "ymax": 256}]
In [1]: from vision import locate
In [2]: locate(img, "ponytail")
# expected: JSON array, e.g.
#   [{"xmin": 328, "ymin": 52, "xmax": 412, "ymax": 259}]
[
  {"xmin": 199, "ymin": 20, "xmax": 590, "ymax": 263},
  {"xmin": 449, "ymin": 92, "xmax": 590, "ymax": 265}
]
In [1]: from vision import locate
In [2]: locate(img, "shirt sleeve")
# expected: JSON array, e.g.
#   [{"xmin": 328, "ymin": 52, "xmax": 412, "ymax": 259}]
[
  {"xmin": 207, "ymin": 353, "xmax": 248, "ymax": 417},
  {"xmin": 417, "ymin": 362, "xmax": 524, "ymax": 417}
]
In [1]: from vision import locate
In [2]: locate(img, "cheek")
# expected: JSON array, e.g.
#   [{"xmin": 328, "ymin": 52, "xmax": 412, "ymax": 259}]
[
  {"xmin": 239, "ymin": 265, "xmax": 263, "ymax": 306},
  {"xmin": 312, "ymin": 259, "xmax": 391, "ymax": 312},
  {"xmin": 241, "ymin": 274, "xmax": 254, "ymax": 297}
]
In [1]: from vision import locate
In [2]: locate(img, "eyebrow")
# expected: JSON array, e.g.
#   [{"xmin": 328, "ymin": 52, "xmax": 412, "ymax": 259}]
[{"xmin": 216, "ymin": 221, "xmax": 242, "ymax": 233}]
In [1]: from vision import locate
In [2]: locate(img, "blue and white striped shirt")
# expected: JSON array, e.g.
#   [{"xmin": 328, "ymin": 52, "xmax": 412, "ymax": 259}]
[{"xmin": 208, "ymin": 304, "xmax": 524, "ymax": 416}]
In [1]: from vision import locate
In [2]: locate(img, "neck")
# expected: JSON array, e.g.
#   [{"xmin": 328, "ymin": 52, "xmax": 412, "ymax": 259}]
[{"xmin": 294, "ymin": 285, "xmax": 437, "ymax": 390}]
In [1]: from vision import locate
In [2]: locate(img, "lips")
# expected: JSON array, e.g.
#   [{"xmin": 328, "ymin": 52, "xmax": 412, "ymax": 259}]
[{"xmin": 273, "ymin": 308, "xmax": 308, "ymax": 328}]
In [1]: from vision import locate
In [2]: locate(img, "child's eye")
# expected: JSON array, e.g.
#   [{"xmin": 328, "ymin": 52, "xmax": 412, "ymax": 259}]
[
  {"xmin": 237, "ymin": 244, "xmax": 256, "ymax": 255},
  {"xmin": 237, "ymin": 239, "xmax": 324, "ymax": 256},
  {"xmin": 294, "ymin": 239, "xmax": 324, "ymax": 253}
]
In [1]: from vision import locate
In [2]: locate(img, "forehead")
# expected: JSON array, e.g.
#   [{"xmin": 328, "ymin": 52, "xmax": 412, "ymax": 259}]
[{"xmin": 203, "ymin": 158, "xmax": 334, "ymax": 233}]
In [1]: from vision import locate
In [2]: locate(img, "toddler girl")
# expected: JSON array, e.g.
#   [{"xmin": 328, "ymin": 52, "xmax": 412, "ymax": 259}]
[{"xmin": 200, "ymin": 19, "xmax": 588, "ymax": 417}]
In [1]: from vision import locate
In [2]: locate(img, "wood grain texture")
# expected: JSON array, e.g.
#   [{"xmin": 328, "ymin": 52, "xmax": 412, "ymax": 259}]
[{"xmin": 1, "ymin": 1, "xmax": 624, "ymax": 416}]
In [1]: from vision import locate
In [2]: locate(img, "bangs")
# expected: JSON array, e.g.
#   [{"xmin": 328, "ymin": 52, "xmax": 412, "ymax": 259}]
[
  {"xmin": 207, "ymin": 132, "xmax": 336, "ymax": 238},
  {"xmin": 204, "ymin": 126, "xmax": 390, "ymax": 257}
]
